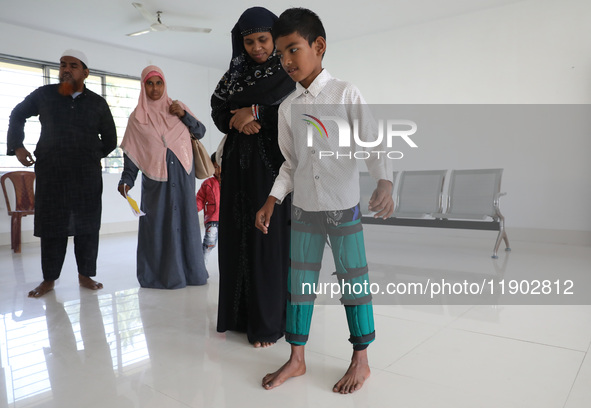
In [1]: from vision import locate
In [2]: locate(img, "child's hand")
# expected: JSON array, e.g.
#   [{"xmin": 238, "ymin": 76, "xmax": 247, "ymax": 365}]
[
  {"xmin": 229, "ymin": 107, "xmax": 256, "ymax": 132},
  {"xmin": 255, "ymin": 196, "xmax": 278, "ymax": 234},
  {"xmin": 368, "ymin": 179, "xmax": 394, "ymax": 219}
]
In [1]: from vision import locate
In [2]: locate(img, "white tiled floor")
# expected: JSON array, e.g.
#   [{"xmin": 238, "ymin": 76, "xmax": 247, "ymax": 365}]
[{"xmin": 1, "ymin": 226, "xmax": 590, "ymax": 408}]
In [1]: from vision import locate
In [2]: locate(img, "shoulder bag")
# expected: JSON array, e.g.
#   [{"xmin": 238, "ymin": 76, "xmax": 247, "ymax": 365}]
[{"xmin": 191, "ymin": 134, "xmax": 215, "ymax": 179}]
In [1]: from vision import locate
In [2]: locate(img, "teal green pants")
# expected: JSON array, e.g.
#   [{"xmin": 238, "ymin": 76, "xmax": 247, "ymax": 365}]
[{"xmin": 286, "ymin": 212, "xmax": 375, "ymax": 349}]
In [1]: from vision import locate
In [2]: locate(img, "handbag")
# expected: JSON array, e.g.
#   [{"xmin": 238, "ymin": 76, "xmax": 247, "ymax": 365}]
[{"xmin": 191, "ymin": 134, "xmax": 215, "ymax": 179}]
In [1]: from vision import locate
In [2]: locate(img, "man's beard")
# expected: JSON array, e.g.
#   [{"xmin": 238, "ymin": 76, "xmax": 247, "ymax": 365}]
[{"xmin": 58, "ymin": 75, "xmax": 76, "ymax": 96}]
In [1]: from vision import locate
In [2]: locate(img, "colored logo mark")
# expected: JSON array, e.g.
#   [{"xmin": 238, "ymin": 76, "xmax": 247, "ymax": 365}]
[{"xmin": 302, "ymin": 114, "xmax": 329, "ymax": 139}]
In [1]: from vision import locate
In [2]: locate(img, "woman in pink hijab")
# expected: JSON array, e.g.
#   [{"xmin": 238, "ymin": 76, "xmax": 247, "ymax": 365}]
[{"xmin": 118, "ymin": 66, "xmax": 208, "ymax": 288}]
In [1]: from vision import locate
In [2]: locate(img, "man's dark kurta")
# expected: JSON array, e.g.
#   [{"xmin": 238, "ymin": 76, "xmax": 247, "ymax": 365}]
[{"xmin": 7, "ymin": 84, "xmax": 117, "ymax": 237}]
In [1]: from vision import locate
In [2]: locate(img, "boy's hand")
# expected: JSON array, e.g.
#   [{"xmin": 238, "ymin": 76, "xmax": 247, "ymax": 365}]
[
  {"xmin": 368, "ymin": 179, "xmax": 394, "ymax": 219},
  {"xmin": 255, "ymin": 196, "xmax": 278, "ymax": 234}
]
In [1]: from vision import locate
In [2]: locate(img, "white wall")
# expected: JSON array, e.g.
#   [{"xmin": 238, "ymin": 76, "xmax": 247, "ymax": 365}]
[
  {"xmin": 0, "ymin": 21, "xmax": 225, "ymax": 246},
  {"xmin": 326, "ymin": 0, "xmax": 591, "ymax": 243}
]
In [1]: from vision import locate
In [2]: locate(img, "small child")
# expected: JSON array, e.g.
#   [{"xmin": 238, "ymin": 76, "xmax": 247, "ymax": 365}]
[
  {"xmin": 255, "ymin": 7, "xmax": 394, "ymax": 394},
  {"xmin": 196, "ymin": 152, "xmax": 221, "ymax": 264}
]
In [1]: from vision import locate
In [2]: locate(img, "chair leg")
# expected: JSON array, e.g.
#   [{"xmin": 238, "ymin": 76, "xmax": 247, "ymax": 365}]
[
  {"xmin": 492, "ymin": 218, "xmax": 510, "ymax": 259},
  {"xmin": 492, "ymin": 231, "xmax": 501, "ymax": 259},
  {"xmin": 11, "ymin": 214, "xmax": 23, "ymax": 254},
  {"xmin": 503, "ymin": 232, "xmax": 511, "ymax": 252}
]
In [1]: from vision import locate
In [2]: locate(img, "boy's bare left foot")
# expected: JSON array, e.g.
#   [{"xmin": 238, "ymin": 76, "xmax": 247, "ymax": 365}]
[
  {"xmin": 262, "ymin": 346, "xmax": 306, "ymax": 390},
  {"xmin": 78, "ymin": 274, "xmax": 103, "ymax": 290},
  {"xmin": 28, "ymin": 280, "xmax": 55, "ymax": 298},
  {"xmin": 333, "ymin": 349, "xmax": 371, "ymax": 394}
]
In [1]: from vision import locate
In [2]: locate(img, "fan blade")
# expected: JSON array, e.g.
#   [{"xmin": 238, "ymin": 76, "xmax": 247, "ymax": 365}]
[
  {"xmin": 150, "ymin": 22, "xmax": 169, "ymax": 31},
  {"xmin": 132, "ymin": 2, "xmax": 156, "ymax": 23},
  {"xmin": 168, "ymin": 26, "xmax": 212, "ymax": 33},
  {"xmin": 126, "ymin": 28, "xmax": 152, "ymax": 37}
]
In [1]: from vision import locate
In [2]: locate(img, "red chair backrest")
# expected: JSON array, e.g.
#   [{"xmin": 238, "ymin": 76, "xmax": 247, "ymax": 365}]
[{"xmin": 1, "ymin": 171, "xmax": 36, "ymax": 215}]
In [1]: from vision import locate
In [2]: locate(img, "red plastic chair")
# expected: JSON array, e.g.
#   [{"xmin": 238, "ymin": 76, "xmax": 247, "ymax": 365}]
[{"xmin": 1, "ymin": 171, "xmax": 36, "ymax": 253}]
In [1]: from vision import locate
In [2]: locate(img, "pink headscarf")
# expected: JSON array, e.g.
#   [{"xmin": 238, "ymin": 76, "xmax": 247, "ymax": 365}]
[{"xmin": 120, "ymin": 65, "xmax": 195, "ymax": 181}]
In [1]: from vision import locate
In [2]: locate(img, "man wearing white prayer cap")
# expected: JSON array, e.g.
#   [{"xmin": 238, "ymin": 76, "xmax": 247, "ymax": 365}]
[
  {"xmin": 61, "ymin": 49, "xmax": 89, "ymax": 69},
  {"xmin": 6, "ymin": 49, "xmax": 117, "ymax": 297}
]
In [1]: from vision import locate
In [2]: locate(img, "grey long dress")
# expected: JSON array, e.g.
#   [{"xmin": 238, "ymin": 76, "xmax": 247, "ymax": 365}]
[{"xmin": 119, "ymin": 114, "xmax": 208, "ymax": 289}]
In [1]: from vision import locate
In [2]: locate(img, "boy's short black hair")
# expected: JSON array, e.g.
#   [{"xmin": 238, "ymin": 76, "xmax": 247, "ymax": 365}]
[
  {"xmin": 210, "ymin": 152, "xmax": 216, "ymax": 164},
  {"xmin": 272, "ymin": 8, "xmax": 326, "ymax": 46}
]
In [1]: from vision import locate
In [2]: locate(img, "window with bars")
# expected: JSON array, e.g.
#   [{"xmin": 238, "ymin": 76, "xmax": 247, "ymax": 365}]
[{"xmin": 0, "ymin": 55, "xmax": 141, "ymax": 173}]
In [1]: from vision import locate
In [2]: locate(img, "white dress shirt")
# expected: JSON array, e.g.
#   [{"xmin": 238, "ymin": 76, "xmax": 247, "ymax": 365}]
[{"xmin": 270, "ymin": 69, "xmax": 389, "ymax": 212}]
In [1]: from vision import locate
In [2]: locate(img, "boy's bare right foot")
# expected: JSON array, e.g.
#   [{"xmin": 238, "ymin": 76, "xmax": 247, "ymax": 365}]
[
  {"xmin": 28, "ymin": 280, "xmax": 55, "ymax": 298},
  {"xmin": 333, "ymin": 349, "xmax": 371, "ymax": 394},
  {"xmin": 262, "ymin": 345, "xmax": 306, "ymax": 390}
]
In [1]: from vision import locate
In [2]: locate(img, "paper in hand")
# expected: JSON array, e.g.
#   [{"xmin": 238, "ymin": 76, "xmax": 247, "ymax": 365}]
[{"xmin": 125, "ymin": 192, "xmax": 145, "ymax": 217}]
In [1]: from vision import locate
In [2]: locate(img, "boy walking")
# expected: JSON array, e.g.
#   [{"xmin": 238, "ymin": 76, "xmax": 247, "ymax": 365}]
[
  {"xmin": 196, "ymin": 153, "xmax": 221, "ymax": 265},
  {"xmin": 255, "ymin": 8, "xmax": 393, "ymax": 394}
]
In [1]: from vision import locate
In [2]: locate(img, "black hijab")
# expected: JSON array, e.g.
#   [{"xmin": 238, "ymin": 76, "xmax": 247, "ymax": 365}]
[{"xmin": 212, "ymin": 7, "xmax": 295, "ymax": 107}]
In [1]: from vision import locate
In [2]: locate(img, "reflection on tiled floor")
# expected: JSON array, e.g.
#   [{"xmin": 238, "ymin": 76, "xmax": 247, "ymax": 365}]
[{"xmin": 0, "ymin": 227, "xmax": 590, "ymax": 408}]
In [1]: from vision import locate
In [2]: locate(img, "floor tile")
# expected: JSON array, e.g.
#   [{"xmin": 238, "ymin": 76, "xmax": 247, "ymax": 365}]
[{"xmin": 1, "ymin": 230, "xmax": 590, "ymax": 408}]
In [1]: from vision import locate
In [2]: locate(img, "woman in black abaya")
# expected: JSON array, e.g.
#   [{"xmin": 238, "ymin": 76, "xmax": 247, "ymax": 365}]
[{"xmin": 211, "ymin": 6, "xmax": 294, "ymax": 347}]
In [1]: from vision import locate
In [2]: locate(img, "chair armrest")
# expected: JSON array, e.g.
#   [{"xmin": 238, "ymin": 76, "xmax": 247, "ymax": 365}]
[{"xmin": 493, "ymin": 192, "xmax": 506, "ymax": 209}]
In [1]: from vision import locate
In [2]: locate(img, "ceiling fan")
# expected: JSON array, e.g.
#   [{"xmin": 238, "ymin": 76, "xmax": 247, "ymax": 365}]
[{"xmin": 126, "ymin": 2, "xmax": 212, "ymax": 37}]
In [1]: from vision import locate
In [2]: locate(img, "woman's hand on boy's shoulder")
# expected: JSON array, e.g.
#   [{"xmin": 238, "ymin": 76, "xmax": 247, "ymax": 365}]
[{"xmin": 368, "ymin": 179, "xmax": 394, "ymax": 219}]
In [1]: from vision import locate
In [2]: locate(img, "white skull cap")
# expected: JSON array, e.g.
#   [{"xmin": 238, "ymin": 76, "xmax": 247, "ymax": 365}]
[{"xmin": 61, "ymin": 49, "xmax": 89, "ymax": 67}]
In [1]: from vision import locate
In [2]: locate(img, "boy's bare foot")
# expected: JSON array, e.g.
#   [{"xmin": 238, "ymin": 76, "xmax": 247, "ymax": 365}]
[
  {"xmin": 28, "ymin": 280, "xmax": 55, "ymax": 298},
  {"xmin": 333, "ymin": 349, "xmax": 371, "ymax": 394},
  {"xmin": 78, "ymin": 274, "xmax": 103, "ymax": 290},
  {"xmin": 254, "ymin": 341, "xmax": 275, "ymax": 348},
  {"xmin": 262, "ymin": 345, "xmax": 306, "ymax": 390}
]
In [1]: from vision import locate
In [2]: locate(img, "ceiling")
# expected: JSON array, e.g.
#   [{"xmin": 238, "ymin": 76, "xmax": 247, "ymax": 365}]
[{"xmin": 1, "ymin": 0, "xmax": 527, "ymax": 71}]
